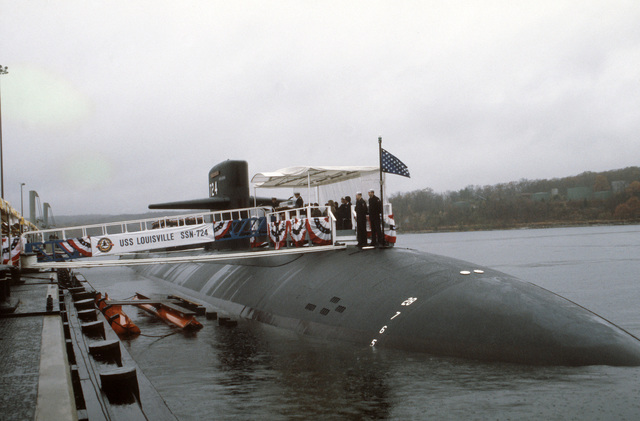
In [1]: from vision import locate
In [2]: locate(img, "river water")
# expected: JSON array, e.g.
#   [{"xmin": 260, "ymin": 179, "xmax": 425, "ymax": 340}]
[{"xmin": 84, "ymin": 225, "xmax": 640, "ymax": 420}]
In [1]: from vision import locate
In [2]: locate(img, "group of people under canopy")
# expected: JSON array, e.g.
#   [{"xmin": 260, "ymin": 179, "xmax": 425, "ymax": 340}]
[
  {"xmin": 268, "ymin": 189, "xmax": 386, "ymax": 248},
  {"xmin": 253, "ymin": 166, "xmax": 389, "ymax": 248},
  {"xmin": 271, "ymin": 194, "xmax": 353, "ymax": 228}
]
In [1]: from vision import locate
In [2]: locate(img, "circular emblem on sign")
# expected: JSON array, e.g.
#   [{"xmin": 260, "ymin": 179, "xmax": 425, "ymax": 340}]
[{"xmin": 96, "ymin": 237, "xmax": 114, "ymax": 253}]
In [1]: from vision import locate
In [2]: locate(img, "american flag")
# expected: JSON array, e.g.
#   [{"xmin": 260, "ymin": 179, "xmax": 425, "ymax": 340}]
[{"xmin": 381, "ymin": 149, "xmax": 410, "ymax": 178}]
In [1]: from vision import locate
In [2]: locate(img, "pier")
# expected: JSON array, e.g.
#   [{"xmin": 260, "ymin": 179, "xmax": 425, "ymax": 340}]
[
  {"xmin": 0, "ymin": 270, "xmax": 74, "ymax": 420},
  {"xmin": 1, "ymin": 267, "xmax": 181, "ymax": 420}
]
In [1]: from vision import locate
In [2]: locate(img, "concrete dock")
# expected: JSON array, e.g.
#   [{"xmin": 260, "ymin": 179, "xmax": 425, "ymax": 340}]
[
  {"xmin": 1, "ymin": 268, "xmax": 178, "ymax": 420},
  {"xmin": 1, "ymin": 271, "xmax": 75, "ymax": 420}
]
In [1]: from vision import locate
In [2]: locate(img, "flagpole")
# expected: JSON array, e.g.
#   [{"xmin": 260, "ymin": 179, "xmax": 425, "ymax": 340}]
[{"xmin": 378, "ymin": 136, "xmax": 385, "ymax": 245}]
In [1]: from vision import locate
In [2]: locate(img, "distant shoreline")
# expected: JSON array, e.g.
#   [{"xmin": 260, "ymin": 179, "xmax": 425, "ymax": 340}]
[{"xmin": 401, "ymin": 219, "xmax": 640, "ymax": 234}]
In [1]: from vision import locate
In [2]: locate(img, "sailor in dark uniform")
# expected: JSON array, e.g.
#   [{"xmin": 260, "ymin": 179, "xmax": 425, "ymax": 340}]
[
  {"xmin": 368, "ymin": 189, "xmax": 384, "ymax": 247},
  {"xmin": 338, "ymin": 196, "xmax": 352, "ymax": 230},
  {"xmin": 355, "ymin": 192, "xmax": 368, "ymax": 247},
  {"xmin": 336, "ymin": 197, "xmax": 345, "ymax": 229},
  {"xmin": 343, "ymin": 195, "xmax": 353, "ymax": 230}
]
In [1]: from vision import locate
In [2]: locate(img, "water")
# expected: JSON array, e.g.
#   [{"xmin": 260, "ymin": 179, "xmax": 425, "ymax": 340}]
[{"xmin": 84, "ymin": 225, "xmax": 640, "ymax": 420}]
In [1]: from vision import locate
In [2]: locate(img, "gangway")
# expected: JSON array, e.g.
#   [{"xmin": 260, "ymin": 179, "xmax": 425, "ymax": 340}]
[
  {"xmin": 21, "ymin": 205, "xmax": 356, "ymax": 269},
  {"xmin": 23, "ymin": 206, "xmax": 271, "ymax": 263}
]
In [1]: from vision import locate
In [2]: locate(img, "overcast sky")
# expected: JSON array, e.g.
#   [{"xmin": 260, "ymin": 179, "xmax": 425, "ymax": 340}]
[{"xmin": 1, "ymin": 1, "xmax": 639, "ymax": 216}]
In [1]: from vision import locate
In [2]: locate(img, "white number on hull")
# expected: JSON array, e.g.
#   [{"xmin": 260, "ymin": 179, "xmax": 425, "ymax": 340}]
[
  {"xmin": 369, "ymin": 297, "xmax": 419, "ymax": 348},
  {"xmin": 401, "ymin": 297, "xmax": 417, "ymax": 306}
]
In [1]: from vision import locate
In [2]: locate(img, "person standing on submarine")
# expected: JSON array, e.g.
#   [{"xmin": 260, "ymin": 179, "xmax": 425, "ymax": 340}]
[
  {"xmin": 368, "ymin": 189, "xmax": 384, "ymax": 247},
  {"xmin": 355, "ymin": 192, "xmax": 368, "ymax": 247}
]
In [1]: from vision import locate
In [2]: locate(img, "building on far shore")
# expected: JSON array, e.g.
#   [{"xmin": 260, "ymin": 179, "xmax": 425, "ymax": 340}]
[
  {"xmin": 612, "ymin": 180, "xmax": 628, "ymax": 194},
  {"xmin": 593, "ymin": 191, "xmax": 612, "ymax": 200},
  {"xmin": 531, "ymin": 192, "xmax": 551, "ymax": 202},
  {"xmin": 567, "ymin": 186, "xmax": 593, "ymax": 201}
]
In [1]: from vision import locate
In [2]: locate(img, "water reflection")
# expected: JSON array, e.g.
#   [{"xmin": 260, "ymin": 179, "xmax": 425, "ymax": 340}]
[{"xmin": 211, "ymin": 321, "xmax": 392, "ymax": 419}]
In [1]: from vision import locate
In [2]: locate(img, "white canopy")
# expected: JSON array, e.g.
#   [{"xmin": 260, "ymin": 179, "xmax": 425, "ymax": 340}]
[{"xmin": 251, "ymin": 166, "xmax": 379, "ymax": 188}]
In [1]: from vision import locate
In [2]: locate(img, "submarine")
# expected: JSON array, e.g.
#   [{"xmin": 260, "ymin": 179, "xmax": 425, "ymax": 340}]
[{"xmin": 138, "ymin": 160, "xmax": 640, "ymax": 366}]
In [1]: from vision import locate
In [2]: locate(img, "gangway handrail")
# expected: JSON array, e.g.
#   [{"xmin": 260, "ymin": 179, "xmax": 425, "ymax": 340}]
[{"xmin": 23, "ymin": 206, "xmax": 271, "ymax": 243}]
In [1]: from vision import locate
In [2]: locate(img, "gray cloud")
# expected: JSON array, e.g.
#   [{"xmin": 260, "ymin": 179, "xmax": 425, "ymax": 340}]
[{"xmin": 1, "ymin": 0, "xmax": 639, "ymax": 216}]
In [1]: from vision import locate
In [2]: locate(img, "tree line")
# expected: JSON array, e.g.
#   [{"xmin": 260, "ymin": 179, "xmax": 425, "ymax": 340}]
[{"xmin": 389, "ymin": 167, "xmax": 640, "ymax": 232}]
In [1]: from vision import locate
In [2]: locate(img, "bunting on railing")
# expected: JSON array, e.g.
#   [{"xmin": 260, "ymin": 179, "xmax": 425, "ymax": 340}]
[
  {"xmin": 2, "ymin": 237, "xmax": 21, "ymax": 265},
  {"xmin": 64, "ymin": 237, "xmax": 93, "ymax": 257},
  {"xmin": 290, "ymin": 218, "xmax": 307, "ymax": 247},
  {"xmin": 306, "ymin": 217, "xmax": 332, "ymax": 245},
  {"xmin": 213, "ymin": 220, "xmax": 232, "ymax": 240},
  {"xmin": 268, "ymin": 220, "xmax": 290, "ymax": 250},
  {"xmin": 58, "ymin": 238, "xmax": 92, "ymax": 257},
  {"xmin": 58, "ymin": 240, "xmax": 75, "ymax": 255},
  {"xmin": 384, "ymin": 214, "xmax": 397, "ymax": 244},
  {"xmin": 363, "ymin": 215, "xmax": 396, "ymax": 243}
]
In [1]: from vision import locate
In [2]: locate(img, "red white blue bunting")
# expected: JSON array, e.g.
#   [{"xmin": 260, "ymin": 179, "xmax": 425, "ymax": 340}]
[
  {"xmin": 213, "ymin": 220, "xmax": 232, "ymax": 240},
  {"xmin": 2, "ymin": 237, "xmax": 21, "ymax": 265},
  {"xmin": 290, "ymin": 218, "xmax": 307, "ymax": 247},
  {"xmin": 58, "ymin": 240, "xmax": 75, "ymax": 255},
  {"xmin": 268, "ymin": 220, "xmax": 290, "ymax": 250},
  {"xmin": 306, "ymin": 217, "xmax": 332, "ymax": 245},
  {"xmin": 365, "ymin": 215, "xmax": 397, "ymax": 244},
  {"xmin": 67, "ymin": 237, "xmax": 92, "ymax": 257},
  {"xmin": 384, "ymin": 214, "xmax": 397, "ymax": 244}
]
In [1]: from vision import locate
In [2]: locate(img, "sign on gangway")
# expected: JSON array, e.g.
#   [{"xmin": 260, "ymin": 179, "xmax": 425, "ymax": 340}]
[{"xmin": 90, "ymin": 223, "xmax": 215, "ymax": 256}]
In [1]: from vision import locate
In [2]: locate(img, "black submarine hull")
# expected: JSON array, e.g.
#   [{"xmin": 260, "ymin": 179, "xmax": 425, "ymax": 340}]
[{"xmin": 131, "ymin": 246, "xmax": 640, "ymax": 366}]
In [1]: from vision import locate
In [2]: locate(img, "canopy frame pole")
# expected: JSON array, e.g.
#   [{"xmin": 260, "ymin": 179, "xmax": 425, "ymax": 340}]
[
  {"xmin": 378, "ymin": 136, "xmax": 386, "ymax": 245},
  {"xmin": 307, "ymin": 171, "xmax": 311, "ymax": 218}
]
